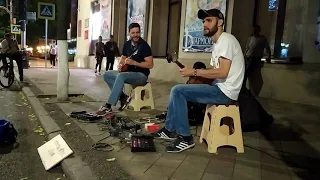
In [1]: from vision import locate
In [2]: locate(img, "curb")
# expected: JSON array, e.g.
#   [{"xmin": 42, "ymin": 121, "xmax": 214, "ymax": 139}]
[{"xmin": 14, "ymin": 68, "xmax": 99, "ymax": 180}]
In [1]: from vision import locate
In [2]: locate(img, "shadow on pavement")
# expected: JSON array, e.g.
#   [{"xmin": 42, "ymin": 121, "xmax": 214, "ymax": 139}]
[
  {"xmin": 0, "ymin": 142, "xmax": 20, "ymax": 154},
  {"xmin": 261, "ymin": 122, "xmax": 320, "ymax": 179}
]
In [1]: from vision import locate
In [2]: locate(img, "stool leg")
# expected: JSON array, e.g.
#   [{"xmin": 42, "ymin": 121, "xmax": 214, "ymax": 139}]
[
  {"xmin": 200, "ymin": 105, "xmax": 213, "ymax": 144},
  {"xmin": 147, "ymin": 84, "xmax": 155, "ymax": 109},
  {"xmin": 229, "ymin": 106, "xmax": 244, "ymax": 153},
  {"xmin": 133, "ymin": 87, "xmax": 142, "ymax": 111}
]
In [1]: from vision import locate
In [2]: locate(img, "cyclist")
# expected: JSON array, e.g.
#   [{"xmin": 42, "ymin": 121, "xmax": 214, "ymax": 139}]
[{"xmin": 0, "ymin": 33, "xmax": 23, "ymax": 82}]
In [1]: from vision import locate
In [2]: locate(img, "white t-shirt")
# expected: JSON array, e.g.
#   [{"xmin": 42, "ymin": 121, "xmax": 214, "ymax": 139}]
[
  {"xmin": 50, "ymin": 44, "xmax": 57, "ymax": 55},
  {"xmin": 210, "ymin": 32, "xmax": 245, "ymax": 100}
]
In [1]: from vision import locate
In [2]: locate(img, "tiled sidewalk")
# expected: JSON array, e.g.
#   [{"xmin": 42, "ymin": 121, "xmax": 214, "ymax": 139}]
[{"xmin": 24, "ymin": 68, "xmax": 320, "ymax": 180}]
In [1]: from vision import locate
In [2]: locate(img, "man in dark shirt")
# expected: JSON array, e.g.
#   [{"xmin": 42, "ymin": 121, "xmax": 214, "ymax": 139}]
[
  {"xmin": 96, "ymin": 23, "xmax": 153, "ymax": 115},
  {"xmin": 104, "ymin": 35, "xmax": 120, "ymax": 70},
  {"xmin": 95, "ymin": 36, "xmax": 104, "ymax": 75}
]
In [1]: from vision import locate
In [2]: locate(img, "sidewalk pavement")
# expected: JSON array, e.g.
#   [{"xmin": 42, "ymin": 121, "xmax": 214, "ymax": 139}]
[{"xmin": 21, "ymin": 67, "xmax": 320, "ymax": 180}]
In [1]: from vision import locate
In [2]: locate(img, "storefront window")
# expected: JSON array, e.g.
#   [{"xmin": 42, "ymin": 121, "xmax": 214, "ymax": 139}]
[
  {"xmin": 126, "ymin": 0, "xmax": 147, "ymax": 40},
  {"xmin": 89, "ymin": 0, "xmax": 112, "ymax": 55},
  {"xmin": 183, "ymin": 0, "xmax": 228, "ymax": 53},
  {"xmin": 268, "ymin": 0, "xmax": 277, "ymax": 11}
]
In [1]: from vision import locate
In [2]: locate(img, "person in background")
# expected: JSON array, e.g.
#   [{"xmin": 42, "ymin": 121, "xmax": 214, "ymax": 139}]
[
  {"xmin": 49, "ymin": 40, "xmax": 58, "ymax": 68},
  {"xmin": 0, "ymin": 33, "xmax": 23, "ymax": 82},
  {"xmin": 95, "ymin": 36, "xmax": 104, "ymax": 75},
  {"xmin": 104, "ymin": 35, "xmax": 120, "ymax": 71},
  {"xmin": 244, "ymin": 25, "xmax": 271, "ymax": 86}
]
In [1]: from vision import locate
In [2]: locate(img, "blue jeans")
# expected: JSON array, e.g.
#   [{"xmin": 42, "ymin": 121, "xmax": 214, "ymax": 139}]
[
  {"xmin": 165, "ymin": 84, "xmax": 233, "ymax": 136},
  {"xmin": 103, "ymin": 70, "xmax": 148, "ymax": 106}
]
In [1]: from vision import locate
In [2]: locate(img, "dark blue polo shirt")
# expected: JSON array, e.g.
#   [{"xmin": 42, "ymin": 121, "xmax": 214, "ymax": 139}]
[{"xmin": 122, "ymin": 38, "xmax": 152, "ymax": 76}]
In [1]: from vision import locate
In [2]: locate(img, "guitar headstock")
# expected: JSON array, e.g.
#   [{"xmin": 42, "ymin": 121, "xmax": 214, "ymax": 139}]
[{"xmin": 166, "ymin": 51, "xmax": 178, "ymax": 63}]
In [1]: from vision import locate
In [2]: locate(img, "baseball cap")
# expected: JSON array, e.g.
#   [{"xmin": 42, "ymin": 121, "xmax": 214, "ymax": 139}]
[{"xmin": 197, "ymin": 8, "xmax": 224, "ymax": 21}]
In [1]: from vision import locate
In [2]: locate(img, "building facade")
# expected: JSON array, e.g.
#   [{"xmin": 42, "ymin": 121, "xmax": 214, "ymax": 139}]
[{"xmin": 75, "ymin": 0, "xmax": 320, "ymax": 106}]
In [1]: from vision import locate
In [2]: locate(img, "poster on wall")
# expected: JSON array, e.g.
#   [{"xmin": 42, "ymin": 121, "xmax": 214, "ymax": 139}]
[
  {"xmin": 85, "ymin": 30, "xmax": 88, "ymax": 40},
  {"xmin": 126, "ymin": 0, "xmax": 147, "ymax": 40},
  {"xmin": 100, "ymin": 0, "xmax": 112, "ymax": 40},
  {"xmin": 85, "ymin": 18, "xmax": 89, "ymax": 28},
  {"xmin": 316, "ymin": 0, "xmax": 320, "ymax": 51},
  {"xmin": 183, "ymin": 0, "xmax": 227, "ymax": 52},
  {"xmin": 78, "ymin": 20, "xmax": 82, "ymax": 37}
]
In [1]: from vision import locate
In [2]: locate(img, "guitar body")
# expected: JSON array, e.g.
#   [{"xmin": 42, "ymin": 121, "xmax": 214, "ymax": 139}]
[
  {"xmin": 120, "ymin": 64, "xmax": 129, "ymax": 72},
  {"xmin": 167, "ymin": 52, "xmax": 214, "ymax": 85},
  {"xmin": 187, "ymin": 77, "xmax": 214, "ymax": 85}
]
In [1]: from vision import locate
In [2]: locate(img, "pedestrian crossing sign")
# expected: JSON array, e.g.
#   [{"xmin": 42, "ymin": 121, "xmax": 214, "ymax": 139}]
[
  {"xmin": 11, "ymin": 24, "xmax": 21, "ymax": 34},
  {"xmin": 38, "ymin": 2, "xmax": 55, "ymax": 20}
]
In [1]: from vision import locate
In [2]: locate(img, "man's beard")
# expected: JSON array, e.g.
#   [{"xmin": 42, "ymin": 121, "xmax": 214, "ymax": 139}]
[{"xmin": 204, "ymin": 26, "xmax": 218, "ymax": 37}]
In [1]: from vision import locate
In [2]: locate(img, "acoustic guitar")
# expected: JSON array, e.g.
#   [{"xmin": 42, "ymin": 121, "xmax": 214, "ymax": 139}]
[
  {"xmin": 120, "ymin": 48, "xmax": 139, "ymax": 72},
  {"xmin": 166, "ymin": 52, "xmax": 214, "ymax": 85}
]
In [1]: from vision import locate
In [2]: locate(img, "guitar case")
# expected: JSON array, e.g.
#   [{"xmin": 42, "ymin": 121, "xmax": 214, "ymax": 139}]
[{"xmin": 238, "ymin": 87, "xmax": 274, "ymax": 132}]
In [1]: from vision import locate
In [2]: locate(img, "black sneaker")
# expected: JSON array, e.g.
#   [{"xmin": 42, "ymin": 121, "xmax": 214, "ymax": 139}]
[
  {"xmin": 118, "ymin": 95, "xmax": 131, "ymax": 111},
  {"xmin": 166, "ymin": 136, "xmax": 195, "ymax": 153},
  {"xmin": 151, "ymin": 127, "xmax": 176, "ymax": 140}
]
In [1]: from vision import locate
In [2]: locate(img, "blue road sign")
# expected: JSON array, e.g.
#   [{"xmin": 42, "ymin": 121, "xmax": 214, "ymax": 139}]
[
  {"xmin": 38, "ymin": 2, "xmax": 55, "ymax": 20},
  {"xmin": 11, "ymin": 24, "xmax": 21, "ymax": 34}
]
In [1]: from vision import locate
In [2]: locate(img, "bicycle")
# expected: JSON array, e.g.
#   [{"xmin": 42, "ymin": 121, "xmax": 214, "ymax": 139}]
[{"xmin": 0, "ymin": 53, "xmax": 15, "ymax": 88}]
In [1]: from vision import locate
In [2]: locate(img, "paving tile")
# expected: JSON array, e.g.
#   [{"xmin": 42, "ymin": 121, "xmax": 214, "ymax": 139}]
[
  {"xmin": 205, "ymin": 155, "xmax": 235, "ymax": 177},
  {"xmin": 133, "ymin": 173, "xmax": 169, "ymax": 180},
  {"xmin": 260, "ymin": 150, "xmax": 287, "ymax": 168},
  {"xmin": 131, "ymin": 152, "xmax": 162, "ymax": 164},
  {"xmin": 261, "ymin": 170, "xmax": 291, "ymax": 180},
  {"xmin": 180, "ymin": 160, "xmax": 208, "ymax": 172},
  {"xmin": 145, "ymin": 165, "xmax": 177, "ymax": 177},
  {"xmin": 81, "ymin": 123, "xmax": 103, "ymax": 136},
  {"xmin": 172, "ymin": 165, "xmax": 204, "ymax": 180},
  {"xmin": 121, "ymin": 161, "xmax": 153, "ymax": 175},
  {"xmin": 201, "ymin": 173, "xmax": 230, "ymax": 180},
  {"xmin": 259, "ymin": 140, "xmax": 283, "ymax": 152},
  {"xmin": 232, "ymin": 163, "xmax": 261, "ymax": 180},
  {"xmin": 185, "ymin": 155, "xmax": 210, "ymax": 165},
  {"xmin": 235, "ymin": 146, "xmax": 260, "ymax": 164},
  {"xmin": 112, "ymin": 147, "xmax": 137, "ymax": 162},
  {"xmin": 154, "ymin": 153, "xmax": 186, "ymax": 168}
]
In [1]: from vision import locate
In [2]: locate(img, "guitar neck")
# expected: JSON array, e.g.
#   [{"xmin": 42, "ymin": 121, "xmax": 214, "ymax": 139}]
[{"xmin": 175, "ymin": 61, "xmax": 185, "ymax": 68}]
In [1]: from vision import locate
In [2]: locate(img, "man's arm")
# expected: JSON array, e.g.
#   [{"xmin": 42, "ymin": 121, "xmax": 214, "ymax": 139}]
[
  {"xmin": 0, "ymin": 40, "xmax": 9, "ymax": 53},
  {"xmin": 134, "ymin": 56, "xmax": 153, "ymax": 69},
  {"xmin": 197, "ymin": 58, "xmax": 231, "ymax": 79},
  {"xmin": 244, "ymin": 37, "xmax": 250, "ymax": 57}
]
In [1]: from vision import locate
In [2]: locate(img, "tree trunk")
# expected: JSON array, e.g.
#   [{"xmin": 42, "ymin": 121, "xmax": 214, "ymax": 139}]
[{"xmin": 56, "ymin": 0, "xmax": 70, "ymax": 101}]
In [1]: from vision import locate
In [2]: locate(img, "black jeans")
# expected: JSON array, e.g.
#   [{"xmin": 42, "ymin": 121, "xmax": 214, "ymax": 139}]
[
  {"xmin": 50, "ymin": 54, "xmax": 56, "ymax": 66},
  {"xmin": 106, "ymin": 56, "xmax": 115, "ymax": 71},
  {"xmin": 95, "ymin": 55, "xmax": 103, "ymax": 72}
]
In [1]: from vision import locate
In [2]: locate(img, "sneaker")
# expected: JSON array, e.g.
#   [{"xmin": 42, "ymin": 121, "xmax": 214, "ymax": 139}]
[
  {"xmin": 151, "ymin": 127, "xmax": 176, "ymax": 140},
  {"xmin": 166, "ymin": 136, "xmax": 195, "ymax": 153},
  {"xmin": 118, "ymin": 95, "xmax": 131, "ymax": 111},
  {"xmin": 94, "ymin": 70, "xmax": 97, "ymax": 73},
  {"xmin": 96, "ymin": 106, "xmax": 112, "ymax": 116}
]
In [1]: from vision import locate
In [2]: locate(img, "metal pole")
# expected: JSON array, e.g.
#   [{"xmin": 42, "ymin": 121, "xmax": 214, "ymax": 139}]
[
  {"xmin": 45, "ymin": 19, "xmax": 48, "ymax": 68},
  {"xmin": 9, "ymin": 0, "xmax": 12, "ymax": 23},
  {"xmin": 21, "ymin": 20, "xmax": 26, "ymax": 49}
]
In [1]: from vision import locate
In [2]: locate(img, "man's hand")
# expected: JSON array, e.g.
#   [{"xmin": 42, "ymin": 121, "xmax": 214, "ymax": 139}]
[
  {"xmin": 117, "ymin": 63, "xmax": 123, "ymax": 71},
  {"xmin": 125, "ymin": 58, "xmax": 136, "ymax": 65},
  {"xmin": 179, "ymin": 67, "xmax": 194, "ymax": 77}
]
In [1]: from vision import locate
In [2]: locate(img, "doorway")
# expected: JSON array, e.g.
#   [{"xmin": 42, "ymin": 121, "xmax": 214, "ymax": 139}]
[{"xmin": 166, "ymin": 0, "xmax": 181, "ymax": 55}]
